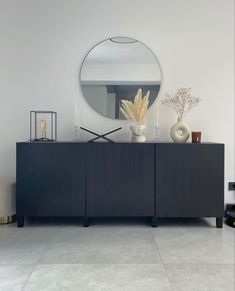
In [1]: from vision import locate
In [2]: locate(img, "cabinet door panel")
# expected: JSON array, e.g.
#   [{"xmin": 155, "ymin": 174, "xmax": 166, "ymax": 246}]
[
  {"xmin": 87, "ymin": 143, "xmax": 154, "ymax": 216},
  {"xmin": 155, "ymin": 144, "xmax": 224, "ymax": 217},
  {"xmin": 17, "ymin": 143, "xmax": 86, "ymax": 216}
]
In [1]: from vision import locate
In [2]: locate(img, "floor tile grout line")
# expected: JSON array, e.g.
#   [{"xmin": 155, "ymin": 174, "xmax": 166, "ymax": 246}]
[
  {"xmin": 1, "ymin": 262, "xmax": 234, "ymax": 266},
  {"xmin": 32, "ymin": 225, "xmax": 61, "ymax": 265},
  {"xmin": 20, "ymin": 264, "xmax": 37, "ymax": 291},
  {"xmin": 151, "ymin": 231, "xmax": 174, "ymax": 291},
  {"xmin": 149, "ymin": 237, "xmax": 234, "ymax": 265},
  {"xmin": 151, "ymin": 229, "xmax": 235, "ymax": 291},
  {"xmin": 1, "ymin": 223, "xmax": 234, "ymax": 290},
  {"xmin": 19, "ymin": 226, "xmax": 61, "ymax": 291},
  {"xmin": 0, "ymin": 262, "xmax": 234, "ymax": 266}
]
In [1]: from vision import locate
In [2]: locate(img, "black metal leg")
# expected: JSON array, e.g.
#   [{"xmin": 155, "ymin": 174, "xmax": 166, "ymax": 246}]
[
  {"xmin": 152, "ymin": 217, "xmax": 158, "ymax": 227},
  {"xmin": 83, "ymin": 217, "xmax": 89, "ymax": 227},
  {"xmin": 216, "ymin": 217, "xmax": 223, "ymax": 228},
  {"xmin": 17, "ymin": 216, "xmax": 24, "ymax": 228}
]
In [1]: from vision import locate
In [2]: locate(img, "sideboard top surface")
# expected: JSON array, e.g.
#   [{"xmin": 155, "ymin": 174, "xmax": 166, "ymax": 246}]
[{"xmin": 16, "ymin": 141, "xmax": 224, "ymax": 145}]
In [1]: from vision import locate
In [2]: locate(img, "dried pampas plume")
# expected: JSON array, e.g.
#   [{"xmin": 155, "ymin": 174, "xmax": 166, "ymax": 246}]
[{"xmin": 120, "ymin": 88, "xmax": 150, "ymax": 123}]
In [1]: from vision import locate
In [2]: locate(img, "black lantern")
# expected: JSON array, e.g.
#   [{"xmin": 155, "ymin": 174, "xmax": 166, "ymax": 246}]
[{"xmin": 30, "ymin": 111, "xmax": 57, "ymax": 141}]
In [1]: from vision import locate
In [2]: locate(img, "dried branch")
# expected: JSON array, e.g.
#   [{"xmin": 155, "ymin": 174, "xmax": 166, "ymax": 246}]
[{"xmin": 161, "ymin": 87, "xmax": 201, "ymax": 119}]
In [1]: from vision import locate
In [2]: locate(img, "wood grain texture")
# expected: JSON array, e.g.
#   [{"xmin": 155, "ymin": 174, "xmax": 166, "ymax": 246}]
[
  {"xmin": 86, "ymin": 143, "xmax": 154, "ymax": 216},
  {"xmin": 16, "ymin": 143, "xmax": 86, "ymax": 216},
  {"xmin": 155, "ymin": 143, "xmax": 224, "ymax": 217}
]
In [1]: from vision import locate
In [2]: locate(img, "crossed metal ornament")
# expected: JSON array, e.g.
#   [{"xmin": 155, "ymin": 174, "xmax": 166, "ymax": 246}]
[{"xmin": 80, "ymin": 127, "xmax": 122, "ymax": 142}]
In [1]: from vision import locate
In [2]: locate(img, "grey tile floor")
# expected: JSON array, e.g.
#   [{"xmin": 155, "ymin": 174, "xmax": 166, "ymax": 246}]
[{"xmin": 0, "ymin": 218, "xmax": 234, "ymax": 291}]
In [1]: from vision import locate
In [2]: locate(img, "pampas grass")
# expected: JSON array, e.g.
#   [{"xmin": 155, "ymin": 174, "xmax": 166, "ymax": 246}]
[{"xmin": 120, "ymin": 88, "xmax": 150, "ymax": 123}]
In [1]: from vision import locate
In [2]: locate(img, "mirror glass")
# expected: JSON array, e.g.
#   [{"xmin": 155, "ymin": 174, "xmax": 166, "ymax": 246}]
[{"xmin": 80, "ymin": 37, "xmax": 162, "ymax": 119}]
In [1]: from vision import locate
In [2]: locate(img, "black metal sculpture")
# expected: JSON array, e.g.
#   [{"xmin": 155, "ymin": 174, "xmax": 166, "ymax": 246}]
[{"xmin": 80, "ymin": 127, "xmax": 122, "ymax": 142}]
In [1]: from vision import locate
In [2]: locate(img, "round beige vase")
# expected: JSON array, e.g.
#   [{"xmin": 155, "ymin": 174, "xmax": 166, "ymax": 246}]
[
  {"xmin": 129, "ymin": 124, "xmax": 146, "ymax": 142},
  {"xmin": 170, "ymin": 118, "xmax": 190, "ymax": 143},
  {"xmin": 0, "ymin": 178, "xmax": 16, "ymax": 224}
]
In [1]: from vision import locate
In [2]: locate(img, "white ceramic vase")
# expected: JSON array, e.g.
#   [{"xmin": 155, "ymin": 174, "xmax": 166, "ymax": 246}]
[
  {"xmin": 170, "ymin": 118, "xmax": 190, "ymax": 143},
  {"xmin": 129, "ymin": 124, "xmax": 146, "ymax": 142}
]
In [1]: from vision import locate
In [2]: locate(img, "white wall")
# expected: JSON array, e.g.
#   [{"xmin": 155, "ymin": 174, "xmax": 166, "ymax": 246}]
[{"xmin": 0, "ymin": 0, "xmax": 234, "ymax": 203}]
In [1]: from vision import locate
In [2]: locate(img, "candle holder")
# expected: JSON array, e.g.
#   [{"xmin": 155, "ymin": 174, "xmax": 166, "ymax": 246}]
[
  {"xmin": 74, "ymin": 124, "xmax": 79, "ymax": 141},
  {"xmin": 154, "ymin": 103, "xmax": 160, "ymax": 142},
  {"xmin": 154, "ymin": 125, "xmax": 160, "ymax": 142},
  {"xmin": 192, "ymin": 131, "xmax": 201, "ymax": 143}
]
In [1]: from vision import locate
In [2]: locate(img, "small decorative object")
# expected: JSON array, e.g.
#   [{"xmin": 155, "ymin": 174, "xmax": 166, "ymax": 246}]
[
  {"xmin": 120, "ymin": 88, "xmax": 150, "ymax": 142},
  {"xmin": 30, "ymin": 111, "xmax": 57, "ymax": 141},
  {"xmin": 129, "ymin": 124, "xmax": 146, "ymax": 142},
  {"xmin": 192, "ymin": 131, "xmax": 201, "ymax": 143},
  {"xmin": 80, "ymin": 127, "xmax": 122, "ymax": 142},
  {"xmin": 161, "ymin": 87, "xmax": 201, "ymax": 143}
]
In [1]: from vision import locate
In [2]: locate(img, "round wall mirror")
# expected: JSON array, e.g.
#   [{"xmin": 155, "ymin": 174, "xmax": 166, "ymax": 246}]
[{"xmin": 80, "ymin": 37, "xmax": 162, "ymax": 119}]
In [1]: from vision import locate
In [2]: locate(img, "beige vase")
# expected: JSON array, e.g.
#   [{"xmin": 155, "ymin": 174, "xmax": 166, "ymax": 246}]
[
  {"xmin": 0, "ymin": 177, "xmax": 15, "ymax": 224},
  {"xmin": 170, "ymin": 118, "xmax": 190, "ymax": 143}
]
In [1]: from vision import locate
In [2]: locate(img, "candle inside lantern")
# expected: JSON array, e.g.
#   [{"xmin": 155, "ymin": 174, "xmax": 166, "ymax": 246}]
[{"xmin": 40, "ymin": 119, "xmax": 47, "ymax": 139}]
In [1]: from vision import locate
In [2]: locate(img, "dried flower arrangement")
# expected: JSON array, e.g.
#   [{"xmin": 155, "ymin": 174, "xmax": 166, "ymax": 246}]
[
  {"xmin": 161, "ymin": 87, "xmax": 201, "ymax": 119},
  {"xmin": 120, "ymin": 88, "xmax": 150, "ymax": 123}
]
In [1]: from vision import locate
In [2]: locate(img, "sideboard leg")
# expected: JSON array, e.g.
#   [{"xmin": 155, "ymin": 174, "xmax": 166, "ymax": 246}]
[
  {"xmin": 152, "ymin": 217, "xmax": 158, "ymax": 227},
  {"xmin": 83, "ymin": 217, "xmax": 89, "ymax": 227},
  {"xmin": 17, "ymin": 216, "xmax": 24, "ymax": 228},
  {"xmin": 216, "ymin": 217, "xmax": 223, "ymax": 228}
]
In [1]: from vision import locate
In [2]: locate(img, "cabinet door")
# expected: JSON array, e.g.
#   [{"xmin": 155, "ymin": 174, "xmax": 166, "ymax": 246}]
[
  {"xmin": 155, "ymin": 144, "xmax": 224, "ymax": 217},
  {"xmin": 16, "ymin": 143, "xmax": 86, "ymax": 216},
  {"xmin": 87, "ymin": 143, "xmax": 154, "ymax": 216}
]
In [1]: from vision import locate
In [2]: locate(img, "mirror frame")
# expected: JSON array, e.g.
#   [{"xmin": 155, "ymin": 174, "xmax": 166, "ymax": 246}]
[{"xmin": 79, "ymin": 36, "xmax": 163, "ymax": 120}]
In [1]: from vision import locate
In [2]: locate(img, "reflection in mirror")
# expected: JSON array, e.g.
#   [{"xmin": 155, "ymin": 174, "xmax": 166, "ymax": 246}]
[{"xmin": 80, "ymin": 37, "xmax": 162, "ymax": 119}]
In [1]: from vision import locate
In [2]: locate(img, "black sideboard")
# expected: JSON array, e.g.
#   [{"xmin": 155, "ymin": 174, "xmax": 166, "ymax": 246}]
[{"xmin": 16, "ymin": 142, "xmax": 224, "ymax": 228}]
